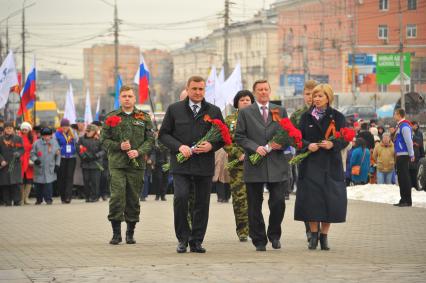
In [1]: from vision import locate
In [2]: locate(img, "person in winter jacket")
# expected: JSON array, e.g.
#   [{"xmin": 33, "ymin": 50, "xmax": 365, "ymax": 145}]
[
  {"xmin": 373, "ymin": 133, "xmax": 395, "ymax": 184},
  {"xmin": 19, "ymin": 122, "xmax": 36, "ymax": 204},
  {"xmin": 30, "ymin": 128, "xmax": 61, "ymax": 205},
  {"xmin": 77, "ymin": 124, "xmax": 105, "ymax": 202},
  {"xmin": 350, "ymin": 138, "xmax": 370, "ymax": 185}
]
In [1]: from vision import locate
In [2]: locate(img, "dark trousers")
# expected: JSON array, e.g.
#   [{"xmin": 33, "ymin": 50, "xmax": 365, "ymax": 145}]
[
  {"xmin": 1, "ymin": 185, "xmax": 20, "ymax": 206},
  {"xmin": 35, "ymin": 182, "xmax": 53, "ymax": 203},
  {"xmin": 215, "ymin": 182, "xmax": 230, "ymax": 201},
  {"xmin": 246, "ymin": 182, "xmax": 286, "ymax": 247},
  {"xmin": 99, "ymin": 168, "xmax": 110, "ymax": 197},
  {"xmin": 58, "ymin": 157, "xmax": 76, "ymax": 202},
  {"xmin": 141, "ymin": 171, "xmax": 151, "ymax": 198},
  {"xmin": 152, "ymin": 166, "xmax": 168, "ymax": 197},
  {"xmin": 83, "ymin": 169, "xmax": 101, "ymax": 201},
  {"xmin": 173, "ymin": 174, "xmax": 212, "ymax": 245},
  {"xmin": 396, "ymin": 155, "xmax": 412, "ymax": 205}
]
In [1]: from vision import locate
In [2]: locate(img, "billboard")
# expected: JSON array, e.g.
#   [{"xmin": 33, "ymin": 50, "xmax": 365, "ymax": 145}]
[{"xmin": 376, "ymin": 53, "xmax": 411, "ymax": 85}]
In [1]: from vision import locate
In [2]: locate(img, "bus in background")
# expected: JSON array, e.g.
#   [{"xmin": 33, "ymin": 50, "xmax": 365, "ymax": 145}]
[{"xmin": 32, "ymin": 101, "xmax": 60, "ymax": 128}]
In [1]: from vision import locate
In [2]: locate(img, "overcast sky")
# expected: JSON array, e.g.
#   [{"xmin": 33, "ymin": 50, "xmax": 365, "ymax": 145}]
[{"xmin": 0, "ymin": 0, "xmax": 276, "ymax": 79}]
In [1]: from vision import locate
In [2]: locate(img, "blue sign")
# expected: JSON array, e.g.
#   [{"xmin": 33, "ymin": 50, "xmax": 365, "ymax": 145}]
[
  {"xmin": 348, "ymin": 53, "xmax": 376, "ymax": 66},
  {"xmin": 279, "ymin": 74, "xmax": 305, "ymax": 95},
  {"xmin": 310, "ymin": 75, "xmax": 329, "ymax": 84}
]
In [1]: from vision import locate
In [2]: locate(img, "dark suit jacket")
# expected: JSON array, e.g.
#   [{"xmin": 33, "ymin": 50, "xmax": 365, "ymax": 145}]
[
  {"xmin": 235, "ymin": 102, "xmax": 289, "ymax": 183},
  {"xmin": 159, "ymin": 97, "xmax": 224, "ymax": 176}
]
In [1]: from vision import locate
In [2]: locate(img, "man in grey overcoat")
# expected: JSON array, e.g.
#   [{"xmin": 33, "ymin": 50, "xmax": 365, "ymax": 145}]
[
  {"xmin": 235, "ymin": 80, "xmax": 289, "ymax": 251},
  {"xmin": 31, "ymin": 128, "xmax": 61, "ymax": 205}
]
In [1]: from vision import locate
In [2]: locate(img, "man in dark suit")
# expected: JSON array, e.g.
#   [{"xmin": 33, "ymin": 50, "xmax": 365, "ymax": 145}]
[
  {"xmin": 235, "ymin": 79, "xmax": 289, "ymax": 251},
  {"xmin": 159, "ymin": 76, "xmax": 224, "ymax": 253}
]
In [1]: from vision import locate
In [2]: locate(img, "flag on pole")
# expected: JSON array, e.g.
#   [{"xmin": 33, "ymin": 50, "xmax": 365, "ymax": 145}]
[
  {"xmin": 205, "ymin": 66, "xmax": 217, "ymax": 105},
  {"xmin": 0, "ymin": 50, "xmax": 19, "ymax": 109},
  {"xmin": 114, "ymin": 74, "xmax": 122, "ymax": 110},
  {"xmin": 222, "ymin": 64, "xmax": 243, "ymax": 105},
  {"xmin": 84, "ymin": 89, "xmax": 93, "ymax": 124},
  {"xmin": 95, "ymin": 96, "xmax": 100, "ymax": 121},
  {"xmin": 18, "ymin": 57, "xmax": 36, "ymax": 116},
  {"xmin": 63, "ymin": 84, "xmax": 76, "ymax": 124},
  {"xmin": 133, "ymin": 55, "xmax": 150, "ymax": 104}
]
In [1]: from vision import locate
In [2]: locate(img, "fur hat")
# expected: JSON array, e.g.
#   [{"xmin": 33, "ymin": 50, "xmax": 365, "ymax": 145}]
[{"xmin": 20, "ymin": 122, "xmax": 33, "ymax": 131}]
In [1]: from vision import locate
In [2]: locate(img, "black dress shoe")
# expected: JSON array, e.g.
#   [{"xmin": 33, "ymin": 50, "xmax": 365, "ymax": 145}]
[
  {"xmin": 190, "ymin": 243, "xmax": 206, "ymax": 253},
  {"xmin": 394, "ymin": 202, "xmax": 412, "ymax": 207},
  {"xmin": 271, "ymin": 239, "xmax": 281, "ymax": 249},
  {"xmin": 255, "ymin": 245, "xmax": 266, "ymax": 251},
  {"xmin": 319, "ymin": 233, "xmax": 330, "ymax": 250},
  {"xmin": 161, "ymin": 196, "xmax": 167, "ymax": 201},
  {"xmin": 176, "ymin": 241, "xmax": 188, "ymax": 253}
]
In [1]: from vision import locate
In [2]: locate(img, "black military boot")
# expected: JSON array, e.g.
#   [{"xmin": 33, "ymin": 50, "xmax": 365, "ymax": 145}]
[
  {"xmin": 126, "ymin": 222, "xmax": 136, "ymax": 244},
  {"xmin": 109, "ymin": 221, "xmax": 122, "ymax": 245},
  {"xmin": 308, "ymin": 232, "xmax": 319, "ymax": 250},
  {"xmin": 320, "ymin": 233, "xmax": 330, "ymax": 250}
]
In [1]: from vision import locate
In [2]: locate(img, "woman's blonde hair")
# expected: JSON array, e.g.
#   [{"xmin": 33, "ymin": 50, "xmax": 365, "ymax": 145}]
[{"xmin": 312, "ymin": 83, "xmax": 334, "ymax": 105}]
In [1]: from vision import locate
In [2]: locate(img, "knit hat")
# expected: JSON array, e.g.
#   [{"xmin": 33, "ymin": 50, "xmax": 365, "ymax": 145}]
[
  {"xmin": 4, "ymin": 121, "xmax": 14, "ymax": 129},
  {"xmin": 86, "ymin": 124, "xmax": 98, "ymax": 132},
  {"xmin": 60, "ymin": 118, "xmax": 70, "ymax": 127},
  {"xmin": 41, "ymin": 127, "xmax": 53, "ymax": 136},
  {"xmin": 20, "ymin": 122, "xmax": 32, "ymax": 131}
]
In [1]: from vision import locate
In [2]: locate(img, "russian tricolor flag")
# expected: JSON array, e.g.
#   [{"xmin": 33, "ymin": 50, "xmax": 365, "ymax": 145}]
[
  {"xmin": 18, "ymin": 59, "xmax": 36, "ymax": 116},
  {"xmin": 133, "ymin": 55, "xmax": 150, "ymax": 104}
]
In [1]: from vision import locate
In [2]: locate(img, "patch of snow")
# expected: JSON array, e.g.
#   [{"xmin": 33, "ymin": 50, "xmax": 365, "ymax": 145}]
[{"xmin": 347, "ymin": 184, "xmax": 426, "ymax": 208}]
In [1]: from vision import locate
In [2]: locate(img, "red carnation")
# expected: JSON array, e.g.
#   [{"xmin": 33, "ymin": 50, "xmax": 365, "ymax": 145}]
[
  {"xmin": 340, "ymin": 128, "xmax": 356, "ymax": 142},
  {"xmin": 105, "ymin": 116, "xmax": 122, "ymax": 127},
  {"xmin": 37, "ymin": 151, "xmax": 43, "ymax": 157},
  {"xmin": 79, "ymin": 145, "xmax": 88, "ymax": 154},
  {"xmin": 334, "ymin": 131, "xmax": 341, "ymax": 139}
]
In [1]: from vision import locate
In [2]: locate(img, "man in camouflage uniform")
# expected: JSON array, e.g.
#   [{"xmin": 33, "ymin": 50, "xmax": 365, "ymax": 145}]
[
  {"xmin": 225, "ymin": 112, "xmax": 249, "ymax": 241},
  {"xmin": 289, "ymin": 79, "xmax": 317, "ymax": 242},
  {"xmin": 224, "ymin": 90, "xmax": 254, "ymax": 242},
  {"xmin": 101, "ymin": 85, "xmax": 154, "ymax": 245}
]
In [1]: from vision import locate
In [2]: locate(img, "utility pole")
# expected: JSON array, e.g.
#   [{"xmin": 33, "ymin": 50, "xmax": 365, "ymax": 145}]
[
  {"xmin": 351, "ymin": 0, "xmax": 357, "ymax": 104},
  {"xmin": 223, "ymin": 0, "xmax": 230, "ymax": 78},
  {"xmin": 5, "ymin": 19, "xmax": 9, "ymax": 52},
  {"xmin": 22, "ymin": 2, "xmax": 26, "ymax": 87},
  {"xmin": 114, "ymin": 0, "xmax": 119, "ymax": 107},
  {"xmin": 398, "ymin": 0, "xmax": 405, "ymax": 110}
]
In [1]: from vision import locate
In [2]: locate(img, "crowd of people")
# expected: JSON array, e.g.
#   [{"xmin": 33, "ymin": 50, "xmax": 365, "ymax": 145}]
[{"xmin": 0, "ymin": 76, "xmax": 424, "ymax": 253}]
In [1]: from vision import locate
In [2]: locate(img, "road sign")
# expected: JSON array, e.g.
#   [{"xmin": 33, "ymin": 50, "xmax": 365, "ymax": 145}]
[{"xmin": 376, "ymin": 53, "xmax": 411, "ymax": 85}]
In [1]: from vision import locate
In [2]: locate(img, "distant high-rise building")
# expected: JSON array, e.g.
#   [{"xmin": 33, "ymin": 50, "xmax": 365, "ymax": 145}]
[{"xmin": 83, "ymin": 44, "xmax": 140, "ymax": 112}]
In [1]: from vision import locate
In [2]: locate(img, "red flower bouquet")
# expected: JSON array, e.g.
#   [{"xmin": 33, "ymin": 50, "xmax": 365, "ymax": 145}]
[
  {"xmin": 105, "ymin": 115, "xmax": 139, "ymax": 167},
  {"xmin": 105, "ymin": 116, "xmax": 122, "ymax": 127},
  {"xmin": 79, "ymin": 145, "xmax": 104, "ymax": 171},
  {"xmin": 176, "ymin": 114, "xmax": 232, "ymax": 163},
  {"xmin": 289, "ymin": 121, "xmax": 356, "ymax": 165},
  {"xmin": 249, "ymin": 109, "xmax": 302, "ymax": 165}
]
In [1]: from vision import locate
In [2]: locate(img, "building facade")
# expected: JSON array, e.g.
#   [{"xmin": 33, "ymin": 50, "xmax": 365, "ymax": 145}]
[
  {"xmin": 172, "ymin": 9, "xmax": 281, "ymax": 100},
  {"xmin": 274, "ymin": 0, "xmax": 426, "ymax": 105}
]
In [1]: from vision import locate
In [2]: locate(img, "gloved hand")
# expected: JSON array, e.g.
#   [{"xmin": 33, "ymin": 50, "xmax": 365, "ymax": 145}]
[
  {"xmin": 54, "ymin": 165, "xmax": 60, "ymax": 174},
  {"xmin": 34, "ymin": 159, "xmax": 41, "ymax": 166}
]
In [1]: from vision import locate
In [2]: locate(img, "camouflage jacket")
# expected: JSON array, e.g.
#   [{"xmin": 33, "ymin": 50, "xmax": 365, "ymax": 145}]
[
  {"xmin": 224, "ymin": 112, "xmax": 244, "ymax": 168},
  {"xmin": 290, "ymin": 105, "xmax": 309, "ymax": 129},
  {"xmin": 101, "ymin": 108, "xmax": 154, "ymax": 170}
]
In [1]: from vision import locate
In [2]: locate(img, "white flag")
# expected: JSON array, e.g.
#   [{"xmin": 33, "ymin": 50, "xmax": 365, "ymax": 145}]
[
  {"xmin": 217, "ymin": 67, "xmax": 225, "ymax": 85},
  {"xmin": 63, "ymin": 84, "xmax": 76, "ymax": 124},
  {"xmin": 0, "ymin": 50, "xmax": 19, "ymax": 108},
  {"xmin": 84, "ymin": 89, "xmax": 93, "ymax": 124},
  {"xmin": 95, "ymin": 96, "xmax": 100, "ymax": 121},
  {"xmin": 205, "ymin": 66, "xmax": 217, "ymax": 104},
  {"xmin": 222, "ymin": 64, "xmax": 243, "ymax": 105}
]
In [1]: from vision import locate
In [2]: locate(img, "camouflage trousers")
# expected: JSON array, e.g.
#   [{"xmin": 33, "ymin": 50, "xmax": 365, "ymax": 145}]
[
  {"xmin": 108, "ymin": 168, "xmax": 144, "ymax": 223},
  {"xmin": 229, "ymin": 168, "xmax": 249, "ymax": 239}
]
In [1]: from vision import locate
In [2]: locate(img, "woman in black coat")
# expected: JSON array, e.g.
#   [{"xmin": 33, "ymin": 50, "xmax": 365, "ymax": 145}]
[{"xmin": 295, "ymin": 84, "xmax": 348, "ymax": 251}]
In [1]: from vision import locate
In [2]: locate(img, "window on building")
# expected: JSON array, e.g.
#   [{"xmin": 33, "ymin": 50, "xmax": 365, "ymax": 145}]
[
  {"xmin": 408, "ymin": 0, "xmax": 417, "ymax": 10},
  {"xmin": 378, "ymin": 84, "xmax": 388, "ymax": 92},
  {"xmin": 378, "ymin": 25, "xmax": 388, "ymax": 39},
  {"xmin": 407, "ymin": 24, "xmax": 417, "ymax": 38},
  {"xmin": 379, "ymin": 0, "xmax": 389, "ymax": 10}
]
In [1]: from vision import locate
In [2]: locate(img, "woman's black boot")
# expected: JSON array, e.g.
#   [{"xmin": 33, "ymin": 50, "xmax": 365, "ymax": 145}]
[
  {"xmin": 308, "ymin": 232, "xmax": 319, "ymax": 250},
  {"xmin": 320, "ymin": 233, "xmax": 330, "ymax": 250}
]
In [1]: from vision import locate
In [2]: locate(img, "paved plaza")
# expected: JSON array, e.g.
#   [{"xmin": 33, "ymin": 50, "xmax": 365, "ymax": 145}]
[{"xmin": 1, "ymin": 194, "xmax": 426, "ymax": 282}]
